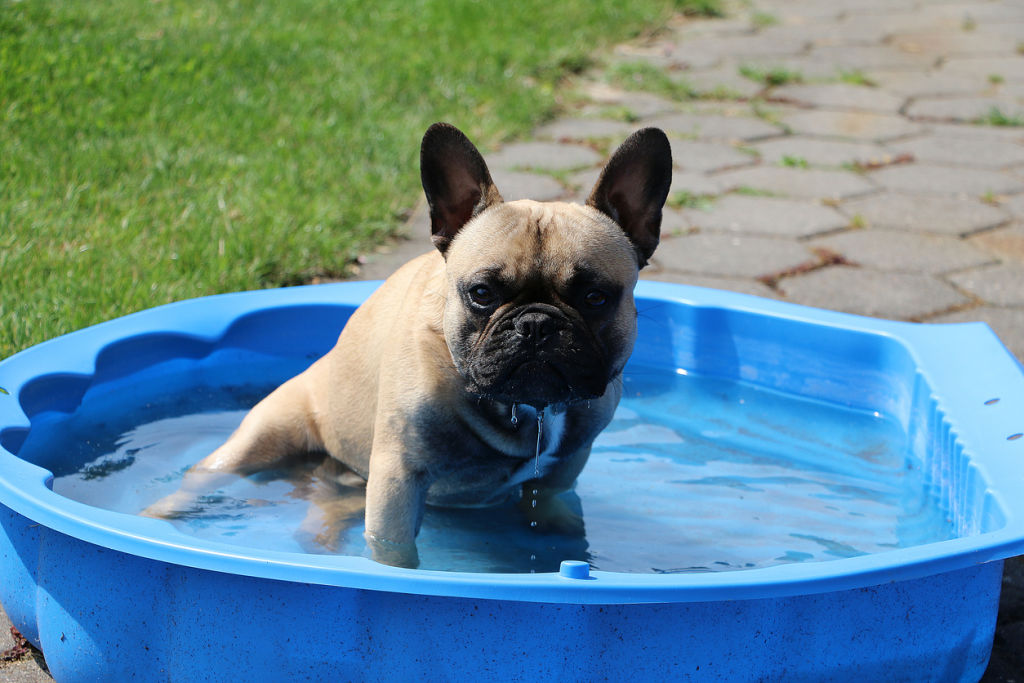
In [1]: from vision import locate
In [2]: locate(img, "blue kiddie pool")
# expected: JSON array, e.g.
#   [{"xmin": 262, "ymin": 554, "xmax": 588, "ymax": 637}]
[{"xmin": 1, "ymin": 280, "xmax": 1023, "ymax": 682}]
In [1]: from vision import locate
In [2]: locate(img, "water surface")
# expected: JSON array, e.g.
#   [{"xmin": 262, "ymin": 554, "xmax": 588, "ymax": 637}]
[{"xmin": 38, "ymin": 367, "xmax": 953, "ymax": 573}]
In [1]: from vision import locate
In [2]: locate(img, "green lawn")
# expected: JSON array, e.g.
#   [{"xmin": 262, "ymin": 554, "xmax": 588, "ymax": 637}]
[{"xmin": 0, "ymin": 0, "xmax": 717, "ymax": 359}]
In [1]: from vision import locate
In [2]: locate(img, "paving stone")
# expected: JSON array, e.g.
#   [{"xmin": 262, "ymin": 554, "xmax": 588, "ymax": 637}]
[
  {"xmin": 869, "ymin": 163, "xmax": 1021, "ymax": 196},
  {"xmin": 839, "ymin": 192, "xmax": 1010, "ymax": 235},
  {"xmin": 940, "ymin": 56, "xmax": 1024, "ymax": 82},
  {"xmin": 653, "ymin": 232, "xmax": 815, "ymax": 278},
  {"xmin": 838, "ymin": 0, "xmax": 928, "ymax": 16},
  {"xmin": 660, "ymin": 207, "xmax": 696, "ymax": 235},
  {"xmin": 1004, "ymin": 194, "xmax": 1024, "ymax": 219},
  {"xmin": 669, "ymin": 139, "xmax": 758, "ymax": 173},
  {"xmin": 906, "ymin": 96, "xmax": 1024, "ymax": 123},
  {"xmin": 725, "ymin": 56, "xmax": 843, "ymax": 81},
  {"xmin": 810, "ymin": 228, "xmax": 994, "ymax": 273},
  {"xmin": 780, "ymin": 110, "xmax": 922, "ymax": 141},
  {"xmin": 566, "ymin": 168, "xmax": 602, "ymax": 195},
  {"xmin": 979, "ymin": 20, "xmax": 1024, "ymax": 41},
  {"xmin": 752, "ymin": 137, "xmax": 895, "ymax": 167},
  {"xmin": 777, "ymin": 266, "xmax": 969, "ymax": 319},
  {"xmin": 577, "ymin": 81, "xmax": 681, "ymax": 118},
  {"xmin": 749, "ymin": 0, "xmax": 845, "ymax": 21},
  {"xmin": 534, "ymin": 118, "xmax": 637, "ymax": 142},
  {"xmin": 767, "ymin": 83, "xmax": 906, "ymax": 113},
  {"xmin": 640, "ymin": 269, "xmax": 779, "ymax": 298},
  {"xmin": 642, "ymin": 111, "xmax": 783, "ymax": 142},
  {"xmin": 808, "ymin": 45, "xmax": 938, "ymax": 71},
  {"xmin": 665, "ymin": 33, "xmax": 809, "ymax": 63},
  {"xmin": 969, "ymin": 223, "xmax": 1024, "ymax": 263},
  {"xmin": 928, "ymin": 305, "xmax": 1024, "ymax": 361},
  {"xmin": 753, "ymin": 137, "xmax": 897, "ymax": 167},
  {"xmin": 486, "ymin": 141, "xmax": 602, "ymax": 172},
  {"xmin": 836, "ymin": 12, "xmax": 941, "ymax": 38},
  {"xmin": 923, "ymin": 122, "xmax": 1024, "ymax": 143},
  {"xmin": 673, "ymin": 65, "xmax": 765, "ymax": 99},
  {"xmin": 686, "ymin": 194, "xmax": 848, "ymax": 237},
  {"xmin": 926, "ymin": 2, "xmax": 1024, "ymax": 25},
  {"xmin": 612, "ymin": 43, "xmax": 719, "ymax": 70},
  {"xmin": 712, "ymin": 165, "xmax": 877, "ymax": 200},
  {"xmin": 756, "ymin": 19, "xmax": 889, "ymax": 47},
  {"xmin": 866, "ymin": 69, "xmax": 987, "ymax": 98},
  {"xmin": 888, "ymin": 30, "xmax": 1022, "ymax": 57},
  {"xmin": 949, "ymin": 263, "xmax": 1024, "ymax": 305},
  {"xmin": 888, "ymin": 134, "xmax": 1024, "ymax": 168},
  {"xmin": 490, "ymin": 170, "xmax": 567, "ymax": 202},
  {"xmin": 668, "ymin": 171, "xmax": 729, "ymax": 197}
]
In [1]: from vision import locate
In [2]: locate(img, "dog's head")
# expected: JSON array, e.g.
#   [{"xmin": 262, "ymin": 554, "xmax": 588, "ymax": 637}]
[{"xmin": 420, "ymin": 123, "xmax": 672, "ymax": 407}]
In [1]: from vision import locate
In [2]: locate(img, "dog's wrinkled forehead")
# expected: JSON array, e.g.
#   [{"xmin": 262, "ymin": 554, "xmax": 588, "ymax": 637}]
[{"xmin": 444, "ymin": 199, "xmax": 639, "ymax": 285}]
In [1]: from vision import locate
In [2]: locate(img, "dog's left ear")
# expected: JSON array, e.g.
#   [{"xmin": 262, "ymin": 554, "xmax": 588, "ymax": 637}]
[
  {"xmin": 587, "ymin": 128, "xmax": 673, "ymax": 267},
  {"xmin": 420, "ymin": 123, "xmax": 503, "ymax": 255}
]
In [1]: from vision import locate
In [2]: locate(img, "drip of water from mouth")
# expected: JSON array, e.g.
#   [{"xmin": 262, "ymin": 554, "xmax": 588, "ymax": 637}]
[
  {"xmin": 510, "ymin": 403, "xmax": 518, "ymax": 428},
  {"xmin": 530, "ymin": 408, "xmax": 545, "ymax": 573},
  {"xmin": 534, "ymin": 408, "xmax": 544, "ymax": 480}
]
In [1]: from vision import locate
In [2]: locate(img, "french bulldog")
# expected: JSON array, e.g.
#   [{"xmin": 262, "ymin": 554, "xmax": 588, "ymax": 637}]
[{"xmin": 143, "ymin": 122, "xmax": 672, "ymax": 568}]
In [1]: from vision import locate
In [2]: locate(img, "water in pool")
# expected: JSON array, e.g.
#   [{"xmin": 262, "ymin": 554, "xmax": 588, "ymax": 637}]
[{"xmin": 30, "ymin": 367, "xmax": 954, "ymax": 574}]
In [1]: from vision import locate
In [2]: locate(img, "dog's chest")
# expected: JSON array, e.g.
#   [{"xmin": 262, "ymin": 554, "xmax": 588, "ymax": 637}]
[
  {"xmin": 506, "ymin": 408, "xmax": 567, "ymax": 488},
  {"xmin": 422, "ymin": 408, "xmax": 569, "ymax": 506}
]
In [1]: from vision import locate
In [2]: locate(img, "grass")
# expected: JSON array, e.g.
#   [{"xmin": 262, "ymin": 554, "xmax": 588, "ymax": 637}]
[
  {"xmin": 975, "ymin": 107, "xmax": 1024, "ymax": 127},
  {"xmin": 667, "ymin": 191, "xmax": 715, "ymax": 211},
  {"xmin": 738, "ymin": 64, "xmax": 803, "ymax": 87},
  {"xmin": 734, "ymin": 186, "xmax": 777, "ymax": 197},
  {"xmin": 780, "ymin": 155, "xmax": 809, "ymax": 169},
  {"xmin": 838, "ymin": 70, "xmax": 876, "ymax": 87},
  {"xmin": 1, "ymin": 0, "xmax": 719, "ymax": 359},
  {"xmin": 606, "ymin": 61, "xmax": 698, "ymax": 101}
]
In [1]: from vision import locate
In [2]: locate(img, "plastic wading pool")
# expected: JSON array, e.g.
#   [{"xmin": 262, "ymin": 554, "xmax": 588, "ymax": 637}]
[{"xmin": 1, "ymin": 281, "xmax": 1023, "ymax": 682}]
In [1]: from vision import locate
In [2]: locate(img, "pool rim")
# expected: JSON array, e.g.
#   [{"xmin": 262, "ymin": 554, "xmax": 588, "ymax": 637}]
[{"xmin": 1, "ymin": 280, "xmax": 1022, "ymax": 605}]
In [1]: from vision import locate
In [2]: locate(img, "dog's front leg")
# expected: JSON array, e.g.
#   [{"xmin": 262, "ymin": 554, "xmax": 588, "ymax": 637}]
[
  {"xmin": 363, "ymin": 437, "xmax": 428, "ymax": 568},
  {"xmin": 141, "ymin": 371, "xmax": 324, "ymax": 519}
]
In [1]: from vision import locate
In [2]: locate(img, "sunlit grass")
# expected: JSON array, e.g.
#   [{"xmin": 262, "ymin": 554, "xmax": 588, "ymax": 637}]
[{"xmin": 1, "ymin": 0, "xmax": 718, "ymax": 358}]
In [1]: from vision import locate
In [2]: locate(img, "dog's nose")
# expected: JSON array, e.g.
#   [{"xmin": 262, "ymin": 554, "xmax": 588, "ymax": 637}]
[{"xmin": 514, "ymin": 311, "xmax": 556, "ymax": 343}]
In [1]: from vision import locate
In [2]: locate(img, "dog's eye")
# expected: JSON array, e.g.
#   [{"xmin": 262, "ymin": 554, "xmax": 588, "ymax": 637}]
[
  {"xmin": 469, "ymin": 285, "xmax": 497, "ymax": 307},
  {"xmin": 584, "ymin": 289, "xmax": 608, "ymax": 308}
]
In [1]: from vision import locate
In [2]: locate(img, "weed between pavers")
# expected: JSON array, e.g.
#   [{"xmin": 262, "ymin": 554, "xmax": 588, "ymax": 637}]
[
  {"xmin": 1, "ymin": 627, "xmax": 33, "ymax": 663},
  {"xmin": 758, "ymin": 248, "xmax": 854, "ymax": 290},
  {"xmin": 976, "ymin": 107, "xmax": 1024, "ymax": 127}
]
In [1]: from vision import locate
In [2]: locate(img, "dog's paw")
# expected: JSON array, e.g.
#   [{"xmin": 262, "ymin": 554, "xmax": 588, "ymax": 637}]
[
  {"xmin": 364, "ymin": 531, "xmax": 420, "ymax": 569},
  {"xmin": 139, "ymin": 491, "xmax": 199, "ymax": 520}
]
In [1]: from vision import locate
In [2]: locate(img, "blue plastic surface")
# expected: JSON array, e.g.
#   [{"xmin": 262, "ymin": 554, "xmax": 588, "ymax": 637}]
[{"xmin": 1, "ymin": 281, "xmax": 1022, "ymax": 681}]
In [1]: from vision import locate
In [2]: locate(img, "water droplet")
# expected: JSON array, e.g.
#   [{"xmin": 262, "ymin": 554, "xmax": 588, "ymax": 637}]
[
  {"xmin": 531, "ymin": 499, "xmax": 537, "ymax": 508},
  {"xmin": 510, "ymin": 402, "xmax": 519, "ymax": 427},
  {"xmin": 530, "ymin": 521, "xmax": 537, "ymax": 528}
]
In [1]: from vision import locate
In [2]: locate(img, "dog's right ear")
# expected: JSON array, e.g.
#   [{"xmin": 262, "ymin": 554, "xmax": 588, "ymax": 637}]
[{"xmin": 420, "ymin": 123, "xmax": 503, "ymax": 256}]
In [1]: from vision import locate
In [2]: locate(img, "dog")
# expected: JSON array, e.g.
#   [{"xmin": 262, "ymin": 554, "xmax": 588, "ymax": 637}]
[{"xmin": 143, "ymin": 122, "xmax": 672, "ymax": 568}]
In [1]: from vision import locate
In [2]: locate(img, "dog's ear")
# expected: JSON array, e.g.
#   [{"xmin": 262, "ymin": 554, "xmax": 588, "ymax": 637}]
[
  {"xmin": 420, "ymin": 123, "xmax": 503, "ymax": 255},
  {"xmin": 586, "ymin": 128, "xmax": 672, "ymax": 267}
]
